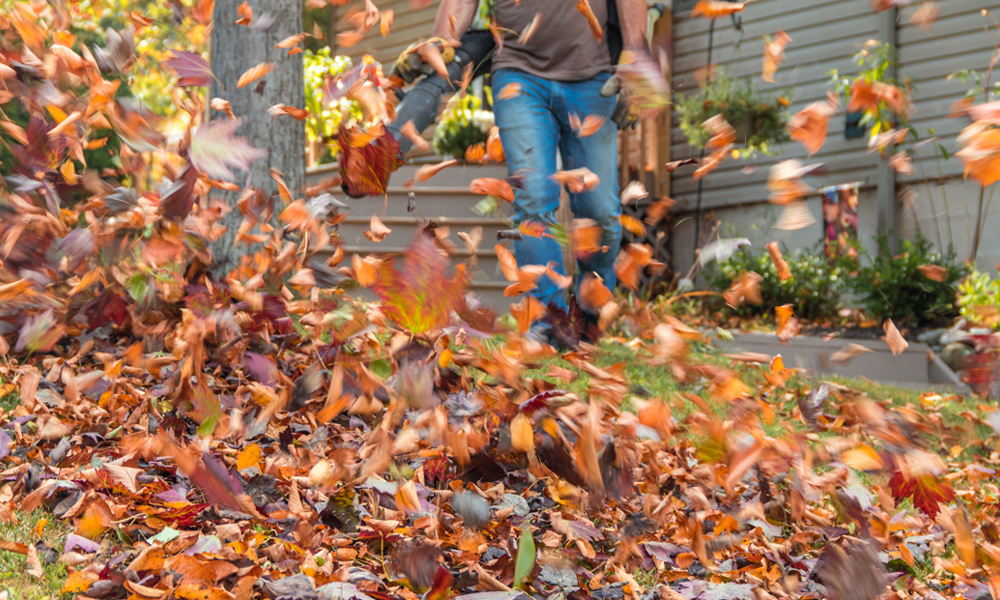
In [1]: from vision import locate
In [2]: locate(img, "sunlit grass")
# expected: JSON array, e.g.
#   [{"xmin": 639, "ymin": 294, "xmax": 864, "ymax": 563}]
[{"xmin": 0, "ymin": 510, "xmax": 69, "ymax": 600}]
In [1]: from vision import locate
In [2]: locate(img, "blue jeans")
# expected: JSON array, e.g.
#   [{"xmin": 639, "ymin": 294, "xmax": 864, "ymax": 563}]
[{"xmin": 492, "ymin": 68, "xmax": 621, "ymax": 312}]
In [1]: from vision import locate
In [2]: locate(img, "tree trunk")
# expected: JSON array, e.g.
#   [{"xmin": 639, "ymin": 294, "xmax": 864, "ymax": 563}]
[{"xmin": 210, "ymin": 0, "xmax": 305, "ymax": 270}]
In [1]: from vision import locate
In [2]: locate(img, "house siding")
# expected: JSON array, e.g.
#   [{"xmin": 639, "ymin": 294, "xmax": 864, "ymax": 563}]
[{"xmin": 669, "ymin": 0, "xmax": 999, "ymax": 273}]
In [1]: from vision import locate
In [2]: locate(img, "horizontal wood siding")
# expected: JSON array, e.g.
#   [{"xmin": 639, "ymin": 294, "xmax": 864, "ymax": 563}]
[
  {"xmin": 670, "ymin": 0, "xmax": 879, "ymax": 221},
  {"xmin": 332, "ymin": 0, "xmax": 440, "ymax": 68}
]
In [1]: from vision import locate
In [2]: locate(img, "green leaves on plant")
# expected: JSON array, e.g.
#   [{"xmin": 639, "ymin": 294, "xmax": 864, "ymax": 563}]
[{"xmin": 513, "ymin": 524, "xmax": 535, "ymax": 590}]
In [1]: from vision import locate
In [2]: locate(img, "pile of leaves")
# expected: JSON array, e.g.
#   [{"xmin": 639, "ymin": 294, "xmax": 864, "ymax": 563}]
[{"xmin": 2, "ymin": 2, "xmax": 1000, "ymax": 600}]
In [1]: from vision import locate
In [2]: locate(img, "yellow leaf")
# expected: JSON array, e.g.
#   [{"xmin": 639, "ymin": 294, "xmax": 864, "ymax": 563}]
[
  {"xmin": 236, "ymin": 444, "xmax": 262, "ymax": 472},
  {"xmin": 438, "ymin": 348, "xmax": 453, "ymax": 368},
  {"xmin": 62, "ymin": 571, "xmax": 99, "ymax": 594},
  {"xmin": 841, "ymin": 444, "xmax": 883, "ymax": 471}
]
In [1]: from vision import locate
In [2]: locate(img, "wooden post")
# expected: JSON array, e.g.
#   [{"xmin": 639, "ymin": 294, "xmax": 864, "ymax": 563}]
[{"xmin": 876, "ymin": 6, "xmax": 898, "ymax": 250}]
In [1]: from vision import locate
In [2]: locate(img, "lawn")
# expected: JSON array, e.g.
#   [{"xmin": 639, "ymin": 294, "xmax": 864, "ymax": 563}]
[{"xmin": 0, "ymin": 511, "xmax": 69, "ymax": 600}]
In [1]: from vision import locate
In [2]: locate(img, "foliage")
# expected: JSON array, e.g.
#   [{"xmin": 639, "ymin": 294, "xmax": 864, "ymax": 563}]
[
  {"xmin": 957, "ymin": 266, "xmax": 1000, "ymax": 329},
  {"xmin": 303, "ymin": 48, "xmax": 359, "ymax": 163},
  {"xmin": 432, "ymin": 92, "xmax": 494, "ymax": 160},
  {"xmin": 844, "ymin": 232, "xmax": 967, "ymax": 327},
  {"xmin": 677, "ymin": 68, "xmax": 790, "ymax": 158},
  {"xmin": 829, "ymin": 41, "xmax": 909, "ymax": 143},
  {"xmin": 707, "ymin": 243, "xmax": 844, "ymax": 321}
]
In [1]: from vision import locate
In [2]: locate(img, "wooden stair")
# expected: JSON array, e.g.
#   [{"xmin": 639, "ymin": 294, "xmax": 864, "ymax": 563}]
[{"xmin": 305, "ymin": 162, "xmax": 515, "ymax": 309}]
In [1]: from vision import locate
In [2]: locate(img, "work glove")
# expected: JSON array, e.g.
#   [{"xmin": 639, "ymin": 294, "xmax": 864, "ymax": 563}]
[
  {"xmin": 391, "ymin": 37, "xmax": 456, "ymax": 84},
  {"xmin": 600, "ymin": 74, "xmax": 638, "ymax": 131}
]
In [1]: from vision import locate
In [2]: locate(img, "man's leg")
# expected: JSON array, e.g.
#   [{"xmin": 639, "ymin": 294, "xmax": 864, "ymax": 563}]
[
  {"xmin": 492, "ymin": 68, "xmax": 567, "ymax": 311},
  {"xmin": 387, "ymin": 31, "xmax": 495, "ymax": 154},
  {"xmin": 555, "ymin": 73, "xmax": 622, "ymax": 296}
]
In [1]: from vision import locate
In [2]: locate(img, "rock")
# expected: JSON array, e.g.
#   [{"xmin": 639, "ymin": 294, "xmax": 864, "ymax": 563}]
[
  {"xmin": 316, "ymin": 582, "xmax": 375, "ymax": 600},
  {"xmin": 941, "ymin": 342, "xmax": 973, "ymax": 372},
  {"xmin": 591, "ymin": 582, "xmax": 627, "ymax": 600},
  {"xmin": 260, "ymin": 573, "xmax": 318, "ymax": 600}
]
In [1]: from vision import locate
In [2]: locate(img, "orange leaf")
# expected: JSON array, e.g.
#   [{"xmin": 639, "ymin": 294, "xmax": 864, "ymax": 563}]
[
  {"xmin": 957, "ymin": 121, "xmax": 1000, "ymax": 187},
  {"xmin": 380, "ymin": 9, "xmax": 394, "ymax": 37},
  {"xmin": 841, "ymin": 444, "xmax": 883, "ymax": 471},
  {"xmin": 511, "ymin": 413, "xmax": 535, "ymax": 453},
  {"xmin": 511, "ymin": 295, "xmax": 546, "ymax": 334},
  {"xmin": 620, "ymin": 214, "xmax": 647, "ymax": 237},
  {"xmin": 268, "ymin": 104, "xmax": 309, "ymax": 120},
  {"xmin": 569, "ymin": 113, "xmax": 606, "ymax": 138},
  {"xmin": 486, "ymin": 126, "xmax": 505, "ymax": 162},
  {"xmin": 236, "ymin": 444, "xmax": 262, "ymax": 471},
  {"xmin": 615, "ymin": 244, "xmax": 652, "ymax": 291},
  {"xmin": 766, "ymin": 242, "xmax": 792, "ymax": 281},
  {"xmin": 761, "ymin": 31, "xmax": 791, "ymax": 83},
  {"xmin": 576, "ymin": 0, "xmax": 603, "ymax": 41},
  {"xmin": 470, "ymin": 178, "xmax": 514, "ymax": 202},
  {"xmin": 883, "ymin": 319, "xmax": 909, "ymax": 356},
  {"xmin": 234, "ymin": 1, "xmax": 252, "ymax": 24},
  {"xmin": 579, "ymin": 273, "xmax": 613, "ymax": 311},
  {"xmin": 497, "ymin": 83, "xmax": 522, "ymax": 100},
  {"xmin": 787, "ymin": 93, "xmax": 838, "ymax": 156},
  {"xmin": 691, "ymin": 0, "xmax": 753, "ymax": 18},
  {"xmin": 519, "ymin": 221, "xmax": 551, "ymax": 239},
  {"xmin": 953, "ymin": 505, "xmax": 977, "ymax": 567},
  {"xmin": 236, "ymin": 62, "xmax": 274, "ymax": 88},
  {"xmin": 415, "ymin": 159, "xmax": 459, "ymax": 183}
]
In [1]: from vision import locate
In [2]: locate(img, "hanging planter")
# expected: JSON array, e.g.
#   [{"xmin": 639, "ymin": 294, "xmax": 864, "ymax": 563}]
[{"xmin": 677, "ymin": 68, "xmax": 791, "ymax": 158}]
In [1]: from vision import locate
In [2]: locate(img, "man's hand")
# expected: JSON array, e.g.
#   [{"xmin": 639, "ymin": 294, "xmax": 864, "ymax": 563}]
[
  {"xmin": 391, "ymin": 37, "xmax": 456, "ymax": 84},
  {"xmin": 600, "ymin": 75, "xmax": 638, "ymax": 130}
]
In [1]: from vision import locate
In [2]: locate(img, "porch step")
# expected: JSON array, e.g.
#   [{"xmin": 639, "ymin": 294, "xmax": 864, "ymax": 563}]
[{"xmin": 305, "ymin": 162, "xmax": 516, "ymax": 309}]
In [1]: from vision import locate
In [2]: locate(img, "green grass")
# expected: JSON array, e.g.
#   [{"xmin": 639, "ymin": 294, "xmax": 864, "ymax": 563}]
[{"xmin": 0, "ymin": 510, "xmax": 69, "ymax": 600}]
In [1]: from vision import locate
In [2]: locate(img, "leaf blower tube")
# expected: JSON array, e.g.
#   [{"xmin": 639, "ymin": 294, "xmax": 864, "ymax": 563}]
[{"xmin": 387, "ymin": 30, "xmax": 496, "ymax": 155}]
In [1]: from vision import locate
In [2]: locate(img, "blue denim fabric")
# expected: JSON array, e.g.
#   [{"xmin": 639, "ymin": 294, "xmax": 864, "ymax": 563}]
[{"xmin": 492, "ymin": 68, "xmax": 621, "ymax": 312}]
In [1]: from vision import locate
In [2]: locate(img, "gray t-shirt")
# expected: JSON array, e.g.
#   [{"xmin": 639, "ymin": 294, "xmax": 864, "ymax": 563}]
[{"xmin": 491, "ymin": 0, "xmax": 613, "ymax": 81}]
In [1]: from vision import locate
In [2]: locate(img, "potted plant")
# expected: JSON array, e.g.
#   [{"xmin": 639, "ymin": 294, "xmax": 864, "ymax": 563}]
[
  {"xmin": 677, "ymin": 68, "xmax": 791, "ymax": 158},
  {"xmin": 433, "ymin": 92, "xmax": 495, "ymax": 160}
]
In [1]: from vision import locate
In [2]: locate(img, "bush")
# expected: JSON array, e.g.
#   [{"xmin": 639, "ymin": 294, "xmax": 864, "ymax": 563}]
[
  {"xmin": 433, "ymin": 93, "xmax": 493, "ymax": 160},
  {"xmin": 957, "ymin": 267, "xmax": 1000, "ymax": 329},
  {"xmin": 707, "ymin": 243, "xmax": 844, "ymax": 321},
  {"xmin": 845, "ymin": 232, "xmax": 967, "ymax": 327}
]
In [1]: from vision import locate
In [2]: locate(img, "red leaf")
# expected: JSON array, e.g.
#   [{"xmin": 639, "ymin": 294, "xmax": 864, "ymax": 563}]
[{"xmin": 888, "ymin": 470, "xmax": 954, "ymax": 519}]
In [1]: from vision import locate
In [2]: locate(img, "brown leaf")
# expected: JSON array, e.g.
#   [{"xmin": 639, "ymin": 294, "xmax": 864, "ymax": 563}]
[
  {"xmin": 511, "ymin": 295, "xmax": 546, "ymax": 334},
  {"xmin": 569, "ymin": 113, "xmax": 606, "ymax": 138},
  {"xmin": 268, "ymin": 104, "xmax": 309, "ymax": 120},
  {"xmin": 26, "ymin": 543, "xmax": 43, "ymax": 579},
  {"xmin": 788, "ymin": 92, "xmax": 838, "ymax": 156},
  {"xmin": 615, "ymin": 244, "xmax": 653, "ymax": 291},
  {"xmin": 579, "ymin": 273, "xmax": 614, "ymax": 311},
  {"xmin": 364, "ymin": 215, "xmax": 392, "ymax": 242},
  {"xmin": 918, "ymin": 264, "xmax": 948, "ymax": 281},
  {"xmin": 551, "ymin": 168, "xmax": 600, "ymax": 193},
  {"xmin": 236, "ymin": 62, "xmax": 274, "ymax": 88},
  {"xmin": 883, "ymin": 319, "xmax": 909, "ymax": 356},
  {"xmin": 909, "ymin": 1, "xmax": 939, "ymax": 33}
]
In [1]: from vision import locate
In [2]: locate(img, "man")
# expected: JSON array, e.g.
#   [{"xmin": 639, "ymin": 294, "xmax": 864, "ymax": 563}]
[{"xmin": 436, "ymin": 0, "xmax": 649, "ymax": 344}]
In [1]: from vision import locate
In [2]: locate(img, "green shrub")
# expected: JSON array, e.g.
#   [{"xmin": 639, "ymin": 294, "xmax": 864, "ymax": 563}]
[
  {"xmin": 845, "ymin": 232, "xmax": 967, "ymax": 327},
  {"xmin": 957, "ymin": 266, "xmax": 1000, "ymax": 329},
  {"xmin": 707, "ymin": 242, "xmax": 843, "ymax": 321}
]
